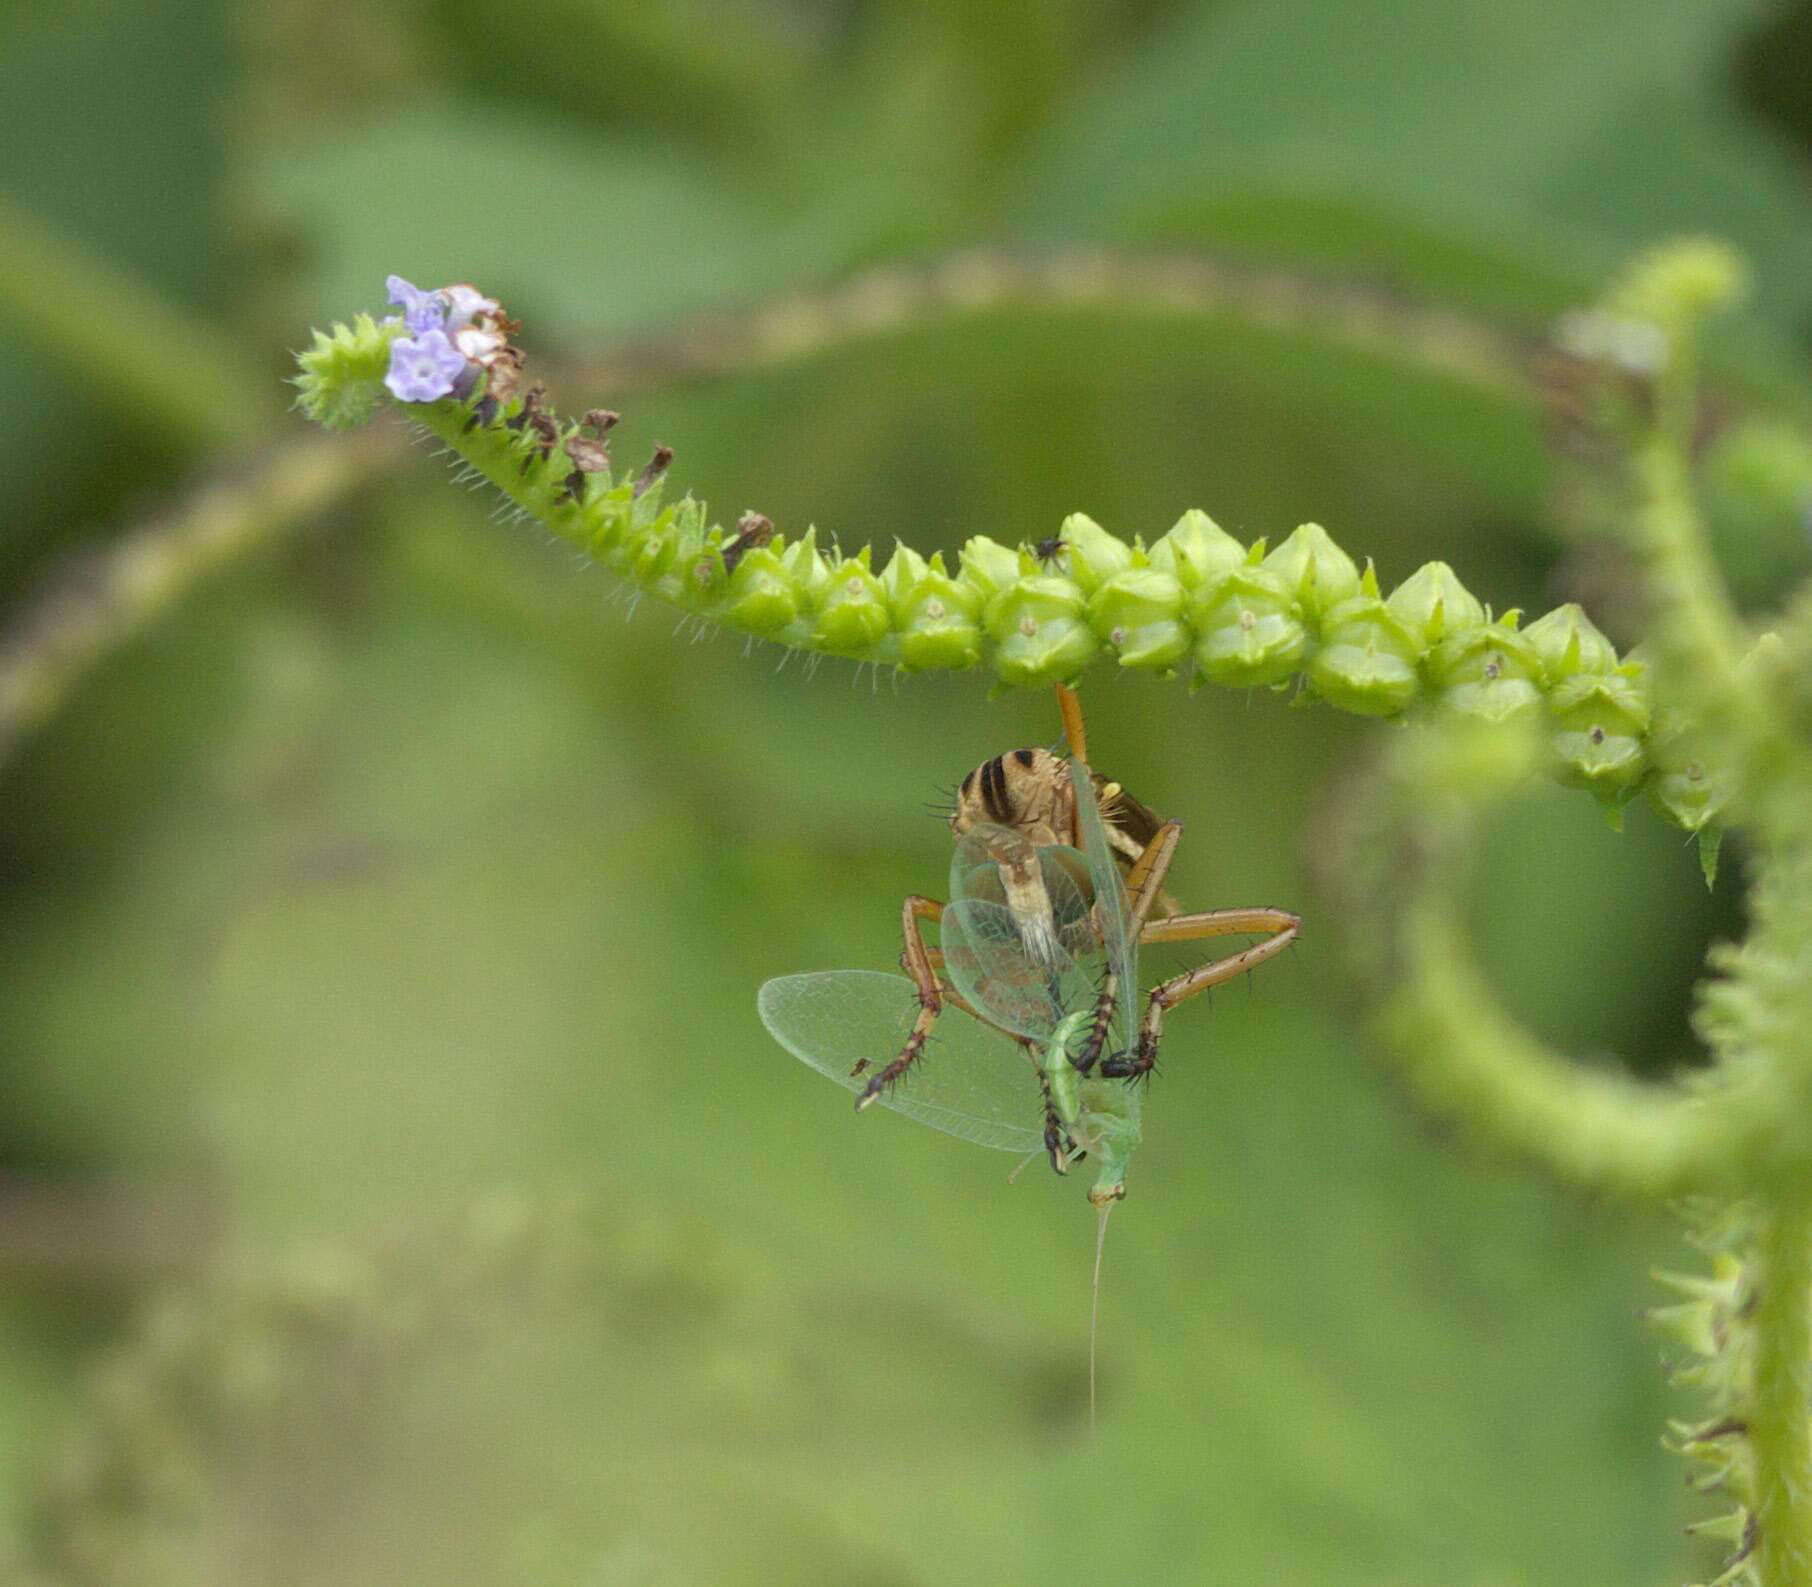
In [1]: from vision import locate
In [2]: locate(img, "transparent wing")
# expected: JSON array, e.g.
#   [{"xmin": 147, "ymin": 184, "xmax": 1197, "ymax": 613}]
[
  {"xmin": 947, "ymin": 826, "xmax": 1090, "ymax": 927},
  {"xmin": 1069, "ymin": 758, "xmax": 1140, "ymax": 1053},
  {"xmin": 944, "ymin": 823, "xmax": 1104, "ymax": 1039},
  {"xmin": 758, "ymin": 970, "xmax": 1044, "ymax": 1153}
]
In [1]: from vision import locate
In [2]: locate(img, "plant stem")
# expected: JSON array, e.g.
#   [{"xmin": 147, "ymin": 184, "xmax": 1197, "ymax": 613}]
[
  {"xmin": 1752, "ymin": 1197, "xmax": 1812, "ymax": 1587},
  {"xmin": 1629, "ymin": 432, "xmax": 1785, "ymax": 781}
]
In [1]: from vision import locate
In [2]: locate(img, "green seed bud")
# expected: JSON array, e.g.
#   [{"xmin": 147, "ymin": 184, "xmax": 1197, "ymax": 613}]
[
  {"xmin": 884, "ymin": 546, "xmax": 983, "ymax": 671},
  {"xmin": 1425, "ymin": 622, "xmax": 1545, "ymax": 724},
  {"xmin": 1189, "ymin": 566, "xmax": 1307, "ymax": 687},
  {"xmin": 584, "ymin": 488, "xmax": 635, "ymax": 557},
  {"xmin": 1682, "ymin": 1509, "xmax": 1751, "ymax": 1548},
  {"xmin": 958, "ymin": 535, "xmax": 1022, "ymax": 601},
  {"xmin": 1146, "ymin": 510, "xmax": 1247, "ymax": 589},
  {"xmin": 811, "ymin": 554, "xmax": 891, "ymax": 654},
  {"xmin": 779, "ymin": 532, "xmax": 834, "ymax": 608},
  {"xmin": 1263, "ymin": 523, "xmax": 1361, "ymax": 619},
  {"xmin": 1059, "ymin": 513, "xmax": 1136, "ymax": 591},
  {"xmin": 647, "ymin": 516, "xmax": 710, "ymax": 604},
  {"xmin": 1088, "ymin": 568, "xmax": 1190, "ymax": 671},
  {"xmin": 1386, "ymin": 562, "xmax": 1486, "ymax": 647},
  {"xmin": 721, "ymin": 546, "xmax": 799, "ymax": 634},
  {"xmin": 631, "ymin": 519, "xmax": 679, "ymax": 584},
  {"xmin": 987, "ymin": 576, "xmax": 1098, "ymax": 686},
  {"xmin": 1521, "ymin": 603, "xmax": 1620, "ymax": 680},
  {"xmin": 1306, "ymin": 594, "xmax": 1424, "ymax": 716},
  {"xmin": 1547, "ymin": 669, "xmax": 1651, "ymax": 792},
  {"xmin": 1643, "ymin": 1298, "xmax": 1722, "ymax": 1359},
  {"xmin": 1644, "ymin": 706, "xmax": 1724, "ymax": 833}
]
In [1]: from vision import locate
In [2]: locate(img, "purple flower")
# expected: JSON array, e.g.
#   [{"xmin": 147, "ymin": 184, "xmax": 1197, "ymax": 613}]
[
  {"xmin": 385, "ymin": 328, "xmax": 469, "ymax": 402},
  {"xmin": 387, "ymin": 274, "xmax": 446, "ymax": 335}
]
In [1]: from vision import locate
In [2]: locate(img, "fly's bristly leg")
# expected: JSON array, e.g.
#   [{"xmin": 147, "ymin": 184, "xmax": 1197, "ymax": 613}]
[
  {"xmin": 1055, "ymin": 681, "xmax": 1089, "ymax": 762},
  {"xmin": 856, "ymin": 895, "xmax": 946, "ymax": 1107},
  {"xmin": 1101, "ymin": 906, "xmax": 1302, "ymax": 1079}
]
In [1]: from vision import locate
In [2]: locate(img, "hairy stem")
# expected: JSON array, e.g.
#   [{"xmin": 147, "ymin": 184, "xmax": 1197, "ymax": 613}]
[
  {"xmin": 1629, "ymin": 430, "xmax": 1804, "ymax": 817},
  {"xmin": 1752, "ymin": 1198, "xmax": 1812, "ymax": 1587},
  {"xmin": 1378, "ymin": 889, "xmax": 1738, "ymax": 1196},
  {"xmin": 1342, "ymin": 719, "xmax": 1743, "ymax": 1198},
  {"xmin": 0, "ymin": 432, "xmax": 389, "ymax": 767}
]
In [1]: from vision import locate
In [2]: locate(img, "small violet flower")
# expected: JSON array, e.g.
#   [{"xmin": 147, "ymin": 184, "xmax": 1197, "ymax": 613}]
[
  {"xmin": 380, "ymin": 276, "xmax": 513, "ymax": 403},
  {"xmin": 385, "ymin": 327, "xmax": 470, "ymax": 402},
  {"xmin": 386, "ymin": 274, "xmax": 446, "ymax": 335}
]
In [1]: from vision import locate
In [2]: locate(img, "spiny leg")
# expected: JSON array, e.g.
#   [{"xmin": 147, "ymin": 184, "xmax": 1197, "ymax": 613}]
[
  {"xmin": 854, "ymin": 894, "xmax": 945, "ymax": 1107},
  {"xmin": 1100, "ymin": 907, "xmax": 1302, "ymax": 1079},
  {"xmin": 914, "ymin": 945, "xmax": 1076, "ymax": 1174},
  {"xmin": 1071, "ymin": 818, "xmax": 1183, "ymax": 1074}
]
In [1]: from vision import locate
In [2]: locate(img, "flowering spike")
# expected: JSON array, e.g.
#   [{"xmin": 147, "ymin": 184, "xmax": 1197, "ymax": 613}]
[{"xmin": 288, "ymin": 276, "xmax": 1734, "ymax": 827}]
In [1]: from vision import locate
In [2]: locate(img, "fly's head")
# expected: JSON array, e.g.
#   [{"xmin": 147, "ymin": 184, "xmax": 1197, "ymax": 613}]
[{"xmin": 951, "ymin": 747, "xmax": 1077, "ymax": 847}]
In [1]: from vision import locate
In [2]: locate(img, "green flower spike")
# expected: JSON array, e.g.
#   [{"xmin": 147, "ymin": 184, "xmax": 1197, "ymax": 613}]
[{"xmin": 292, "ymin": 276, "xmax": 1746, "ymax": 829}]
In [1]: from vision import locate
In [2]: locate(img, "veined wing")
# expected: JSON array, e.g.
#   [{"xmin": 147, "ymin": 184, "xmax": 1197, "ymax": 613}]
[
  {"xmin": 758, "ymin": 969, "xmax": 1044, "ymax": 1153},
  {"xmin": 1069, "ymin": 758, "xmax": 1140, "ymax": 1054},
  {"xmin": 943, "ymin": 824, "xmax": 1104, "ymax": 1040}
]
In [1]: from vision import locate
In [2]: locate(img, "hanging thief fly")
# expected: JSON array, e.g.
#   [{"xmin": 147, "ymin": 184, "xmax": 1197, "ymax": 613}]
[{"xmin": 760, "ymin": 684, "xmax": 1300, "ymax": 1206}]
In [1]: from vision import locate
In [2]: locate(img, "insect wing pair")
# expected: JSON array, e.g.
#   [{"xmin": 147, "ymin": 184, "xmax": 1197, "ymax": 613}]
[{"xmin": 758, "ymin": 759, "xmax": 1138, "ymax": 1154}]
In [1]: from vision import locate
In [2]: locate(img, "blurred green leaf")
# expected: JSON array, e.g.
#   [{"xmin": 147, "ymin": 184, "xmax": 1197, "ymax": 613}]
[
  {"xmin": 0, "ymin": 486, "xmax": 1700, "ymax": 1583},
  {"xmin": 422, "ymin": 0, "xmax": 816, "ymax": 173},
  {"xmin": 1021, "ymin": 0, "xmax": 1812, "ymax": 329},
  {"xmin": 258, "ymin": 103, "xmax": 858, "ymax": 343},
  {"xmin": 0, "ymin": 0, "xmax": 237, "ymax": 571}
]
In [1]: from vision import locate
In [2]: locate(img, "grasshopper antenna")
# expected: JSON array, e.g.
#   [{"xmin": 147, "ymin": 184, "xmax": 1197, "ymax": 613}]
[
  {"xmin": 1055, "ymin": 681, "xmax": 1089, "ymax": 763},
  {"xmin": 1090, "ymin": 1197, "xmax": 1112, "ymax": 1438}
]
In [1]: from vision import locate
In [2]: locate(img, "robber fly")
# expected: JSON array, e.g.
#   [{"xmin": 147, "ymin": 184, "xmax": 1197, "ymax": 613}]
[{"xmin": 759, "ymin": 685, "xmax": 1300, "ymax": 1207}]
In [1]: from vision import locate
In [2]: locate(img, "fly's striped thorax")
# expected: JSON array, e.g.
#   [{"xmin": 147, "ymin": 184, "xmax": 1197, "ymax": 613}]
[
  {"xmin": 952, "ymin": 747, "xmax": 1077, "ymax": 970},
  {"xmin": 951, "ymin": 747, "xmax": 1169, "ymax": 881},
  {"xmin": 952, "ymin": 746, "xmax": 1076, "ymax": 849}
]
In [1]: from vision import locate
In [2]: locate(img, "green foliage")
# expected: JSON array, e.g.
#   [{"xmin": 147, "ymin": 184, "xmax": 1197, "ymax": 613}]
[
  {"xmin": 1323, "ymin": 241, "xmax": 1812, "ymax": 1586},
  {"xmin": 11, "ymin": 4, "xmax": 1812, "ymax": 1585}
]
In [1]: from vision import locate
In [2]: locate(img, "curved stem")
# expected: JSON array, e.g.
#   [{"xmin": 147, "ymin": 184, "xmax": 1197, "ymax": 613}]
[
  {"xmin": 1752, "ymin": 1197, "xmax": 1812, "ymax": 1587},
  {"xmin": 1374, "ymin": 891, "xmax": 1739, "ymax": 1196},
  {"xmin": 0, "ymin": 432, "xmax": 390, "ymax": 770},
  {"xmin": 1628, "ymin": 432, "xmax": 1805, "ymax": 814},
  {"xmin": 1338, "ymin": 718, "xmax": 1774, "ymax": 1199}
]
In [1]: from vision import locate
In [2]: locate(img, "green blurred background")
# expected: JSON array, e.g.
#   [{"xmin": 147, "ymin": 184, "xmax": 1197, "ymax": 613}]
[{"xmin": 4, "ymin": 1, "xmax": 1812, "ymax": 1582}]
